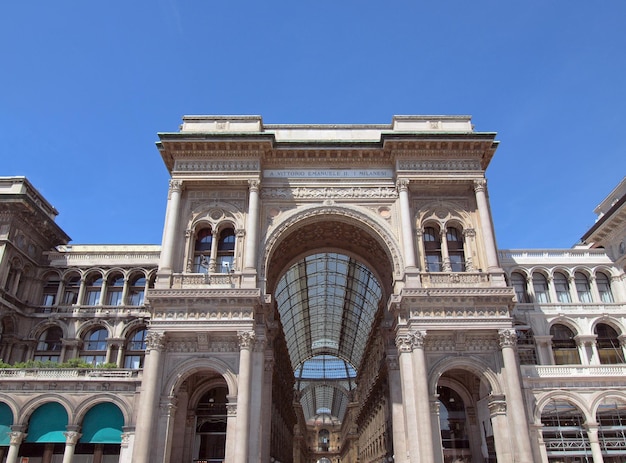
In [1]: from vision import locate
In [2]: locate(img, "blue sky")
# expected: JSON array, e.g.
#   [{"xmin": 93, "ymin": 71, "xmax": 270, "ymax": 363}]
[{"xmin": 1, "ymin": 1, "xmax": 625, "ymax": 249}]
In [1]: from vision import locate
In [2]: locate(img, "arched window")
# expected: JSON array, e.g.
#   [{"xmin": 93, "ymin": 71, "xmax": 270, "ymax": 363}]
[
  {"xmin": 550, "ymin": 324, "xmax": 580, "ymax": 365},
  {"xmin": 532, "ymin": 273, "xmax": 551, "ymax": 303},
  {"xmin": 34, "ymin": 326, "xmax": 63, "ymax": 363},
  {"xmin": 511, "ymin": 272, "xmax": 529, "ymax": 303},
  {"xmin": 446, "ymin": 227, "xmax": 465, "ymax": 272},
  {"xmin": 575, "ymin": 272, "xmax": 592, "ymax": 303},
  {"xmin": 128, "ymin": 275, "xmax": 146, "ymax": 306},
  {"xmin": 597, "ymin": 399, "xmax": 626, "ymax": 461},
  {"xmin": 597, "ymin": 273, "xmax": 614, "ymax": 303},
  {"xmin": 124, "ymin": 328, "xmax": 147, "ymax": 369},
  {"xmin": 541, "ymin": 400, "xmax": 590, "ymax": 461},
  {"xmin": 424, "ymin": 226, "xmax": 442, "ymax": 272},
  {"xmin": 194, "ymin": 227, "xmax": 213, "ymax": 273},
  {"xmin": 41, "ymin": 273, "xmax": 60, "ymax": 307},
  {"xmin": 106, "ymin": 274, "xmax": 125, "ymax": 306},
  {"xmin": 554, "ymin": 272, "xmax": 572, "ymax": 303},
  {"xmin": 84, "ymin": 275, "xmax": 103, "ymax": 306},
  {"xmin": 216, "ymin": 227, "xmax": 236, "ymax": 273},
  {"xmin": 81, "ymin": 328, "xmax": 108, "ymax": 366},
  {"xmin": 595, "ymin": 323, "xmax": 624, "ymax": 364},
  {"xmin": 62, "ymin": 274, "xmax": 81, "ymax": 305}
]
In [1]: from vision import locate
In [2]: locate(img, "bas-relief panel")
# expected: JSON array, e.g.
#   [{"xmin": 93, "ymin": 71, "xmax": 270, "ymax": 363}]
[{"xmin": 186, "ymin": 190, "xmax": 247, "ymax": 213}]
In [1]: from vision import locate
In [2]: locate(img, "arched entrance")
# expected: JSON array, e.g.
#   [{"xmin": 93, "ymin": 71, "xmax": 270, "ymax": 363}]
[{"xmin": 265, "ymin": 214, "xmax": 398, "ymax": 463}]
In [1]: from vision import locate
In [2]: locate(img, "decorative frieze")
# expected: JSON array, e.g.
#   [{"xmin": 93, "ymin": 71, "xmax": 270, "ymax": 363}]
[
  {"xmin": 260, "ymin": 186, "xmax": 398, "ymax": 200},
  {"xmin": 397, "ymin": 159, "xmax": 482, "ymax": 171},
  {"xmin": 174, "ymin": 159, "xmax": 260, "ymax": 172}
]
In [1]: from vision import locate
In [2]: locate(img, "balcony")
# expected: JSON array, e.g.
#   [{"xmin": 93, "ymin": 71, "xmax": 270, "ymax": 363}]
[
  {"xmin": 0, "ymin": 368, "xmax": 141, "ymax": 379},
  {"xmin": 421, "ymin": 272, "xmax": 490, "ymax": 287},
  {"xmin": 521, "ymin": 364, "xmax": 626, "ymax": 378}
]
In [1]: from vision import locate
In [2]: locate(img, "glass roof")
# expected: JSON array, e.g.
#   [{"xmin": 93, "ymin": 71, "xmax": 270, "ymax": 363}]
[{"xmin": 275, "ymin": 252, "xmax": 382, "ymax": 423}]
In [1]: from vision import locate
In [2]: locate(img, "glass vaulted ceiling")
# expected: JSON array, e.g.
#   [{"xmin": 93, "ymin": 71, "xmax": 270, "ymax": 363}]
[{"xmin": 275, "ymin": 253, "xmax": 382, "ymax": 423}]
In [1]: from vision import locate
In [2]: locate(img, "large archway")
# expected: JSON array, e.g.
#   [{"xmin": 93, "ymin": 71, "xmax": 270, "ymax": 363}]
[{"xmin": 265, "ymin": 214, "xmax": 397, "ymax": 463}]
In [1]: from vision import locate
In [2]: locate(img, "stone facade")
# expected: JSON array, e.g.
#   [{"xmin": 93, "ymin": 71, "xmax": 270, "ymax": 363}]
[{"xmin": 0, "ymin": 116, "xmax": 624, "ymax": 463}]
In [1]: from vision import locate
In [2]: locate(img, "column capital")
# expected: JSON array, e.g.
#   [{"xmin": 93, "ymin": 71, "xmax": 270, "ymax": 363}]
[
  {"xmin": 462, "ymin": 228, "xmax": 476, "ymax": 238},
  {"xmin": 237, "ymin": 330, "xmax": 256, "ymax": 350},
  {"xmin": 395, "ymin": 330, "xmax": 426, "ymax": 352},
  {"xmin": 487, "ymin": 394, "xmax": 507, "ymax": 416},
  {"xmin": 9, "ymin": 431, "xmax": 26, "ymax": 445},
  {"xmin": 64, "ymin": 430, "xmax": 82, "ymax": 445},
  {"xmin": 145, "ymin": 331, "xmax": 166, "ymax": 351},
  {"xmin": 168, "ymin": 179, "xmax": 184, "ymax": 193},
  {"xmin": 396, "ymin": 178, "xmax": 410, "ymax": 192},
  {"xmin": 498, "ymin": 329, "xmax": 517, "ymax": 348},
  {"xmin": 473, "ymin": 178, "xmax": 487, "ymax": 192},
  {"xmin": 248, "ymin": 179, "xmax": 261, "ymax": 191}
]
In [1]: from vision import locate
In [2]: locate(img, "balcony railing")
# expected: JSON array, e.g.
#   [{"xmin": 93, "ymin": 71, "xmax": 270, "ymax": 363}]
[
  {"xmin": 172, "ymin": 272, "xmax": 242, "ymax": 288},
  {"xmin": 0, "ymin": 368, "xmax": 141, "ymax": 379},
  {"xmin": 521, "ymin": 365, "xmax": 626, "ymax": 378},
  {"xmin": 421, "ymin": 272, "xmax": 490, "ymax": 287}
]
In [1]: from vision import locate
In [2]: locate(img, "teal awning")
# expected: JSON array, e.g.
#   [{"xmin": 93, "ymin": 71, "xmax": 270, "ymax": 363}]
[
  {"xmin": 80, "ymin": 403, "xmax": 124, "ymax": 444},
  {"xmin": 0, "ymin": 402, "xmax": 13, "ymax": 446},
  {"xmin": 25, "ymin": 402, "xmax": 68, "ymax": 443}
]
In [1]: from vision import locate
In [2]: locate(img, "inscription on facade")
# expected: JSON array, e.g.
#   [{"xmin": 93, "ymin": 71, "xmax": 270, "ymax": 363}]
[{"xmin": 264, "ymin": 169, "xmax": 393, "ymax": 179}]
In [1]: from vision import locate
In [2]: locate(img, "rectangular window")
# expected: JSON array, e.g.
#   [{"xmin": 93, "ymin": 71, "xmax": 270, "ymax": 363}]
[
  {"xmin": 426, "ymin": 254, "xmax": 441, "ymax": 272},
  {"xmin": 106, "ymin": 291, "xmax": 123, "ymax": 306},
  {"xmin": 85, "ymin": 290, "xmax": 101, "ymax": 306}
]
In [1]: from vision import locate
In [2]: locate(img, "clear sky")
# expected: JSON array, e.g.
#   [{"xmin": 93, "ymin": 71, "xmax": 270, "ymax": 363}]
[{"xmin": 1, "ymin": 1, "xmax": 625, "ymax": 249}]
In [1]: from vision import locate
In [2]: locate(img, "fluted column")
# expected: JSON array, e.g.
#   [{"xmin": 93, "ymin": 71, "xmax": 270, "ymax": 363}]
[
  {"xmin": 410, "ymin": 331, "xmax": 435, "ymax": 463},
  {"xmin": 397, "ymin": 179, "xmax": 417, "ymax": 269},
  {"xmin": 234, "ymin": 331, "xmax": 255, "ymax": 463},
  {"xmin": 395, "ymin": 333, "xmax": 420, "ymax": 463},
  {"xmin": 498, "ymin": 329, "xmax": 533, "ymax": 463},
  {"xmin": 6, "ymin": 430, "xmax": 26, "ymax": 463},
  {"xmin": 244, "ymin": 179, "xmax": 260, "ymax": 270},
  {"xmin": 473, "ymin": 179, "xmax": 499, "ymax": 270},
  {"xmin": 133, "ymin": 331, "xmax": 166, "ymax": 463},
  {"xmin": 585, "ymin": 423, "xmax": 605, "ymax": 463},
  {"xmin": 159, "ymin": 179, "xmax": 184, "ymax": 274},
  {"xmin": 62, "ymin": 428, "xmax": 81, "ymax": 463}
]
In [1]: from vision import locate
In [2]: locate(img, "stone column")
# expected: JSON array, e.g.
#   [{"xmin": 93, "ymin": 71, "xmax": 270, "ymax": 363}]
[
  {"xmin": 585, "ymin": 423, "xmax": 605, "ymax": 463},
  {"xmin": 439, "ymin": 228, "xmax": 451, "ymax": 272},
  {"xmin": 534, "ymin": 335, "xmax": 554, "ymax": 365},
  {"xmin": 488, "ymin": 395, "xmax": 513, "ymax": 463},
  {"xmin": 386, "ymin": 353, "xmax": 407, "ymax": 463},
  {"xmin": 234, "ymin": 331, "xmax": 255, "ymax": 463},
  {"xmin": 159, "ymin": 179, "xmax": 184, "ymax": 276},
  {"xmin": 260, "ymin": 356, "xmax": 274, "ymax": 463},
  {"xmin": 225, "ymin": 399, "xmax": 238, "ymax": 463},
  {"xmin": 209, "ymin": 229, "xmax": 219, "ymax": 273},
  {"xmin": 575, "ymin": 335, "xmax": 591, "ymax": 365},
  {"xmin": 6, "ymin": 430, "xmax": 26, "ymax": 463},
  {"xmin": 462, "ymin": 228, "xmax": 475, "ymax": 271},
  {"xmin": 133, "ymin": 331, "xmax": 166, "ymax": 463},
  {"xmin": 473, "ymin": 179, "xmax": 499, "ymax": 271},
  {"xmin": 395, "ymin": 333, "xmax": 420, "ymax": 463},
  {"xmin": 397, "ymin": 179, "xmax": 417, "ymax": 269},
  {"xmin": 430, "ymin": 398, "xmax": 444, "ymax": 463},
  {"xmin": 618, "ymin": 335, "xmax": 626, "ymax": 362},
  {"xmin": 161, "ymin": 396, "xmax": 178, "ymax": 463},
  {"xmin": 498, "ymin": 329, "xmax": 534, "ymax": 463},
  {"xmin": 244, "ymin": 179, "xmax": 260, "ymax": 270},
  {"xmin": 62, "ymin": 428, "xmax": 82, "ymax": 463},
  {"xmin": 410, "ymin": 331, "xmax": 435, "ymax": 462},
  {"xmin": 415, "ymin": 230, "xmax": 425, "ymax": 271}
]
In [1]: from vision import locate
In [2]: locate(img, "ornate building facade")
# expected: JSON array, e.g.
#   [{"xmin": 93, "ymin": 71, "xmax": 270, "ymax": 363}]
[{"xmin": 0, "ymin": 115, "xmax": 624, "ymax": 463}]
